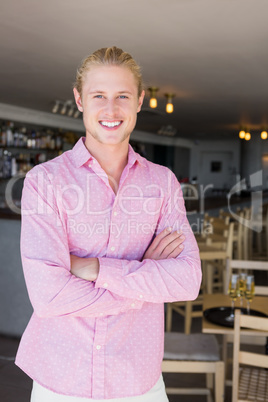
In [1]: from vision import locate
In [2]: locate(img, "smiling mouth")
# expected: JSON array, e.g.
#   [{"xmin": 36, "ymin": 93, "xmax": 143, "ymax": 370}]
[{"xmin": 99, "ymin": 120, "xmax": 123, "ymax": 129}]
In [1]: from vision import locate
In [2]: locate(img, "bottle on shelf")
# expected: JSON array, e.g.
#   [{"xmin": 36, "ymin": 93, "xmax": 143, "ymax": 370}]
[
  {"xmin": 6, "ymin": 122, "xmax": 14, "ymax": 147},
  {"xmin": 56, "ymin": 132, "xmax": 63, "ymax": 150},
  {"xmin": 0, "ymin": 149, "xmax": 3, "ymax": 178},
  {"xmin": 31, "ymin": 130, "xmax": 36, "ymax": 149},
  {"xmin": 2, "ymin": 150, "xmax": 12, "ymax": 178},
  {"xmin": 0, "ymin": 123, "xmax": 7, "ymax": 147},
  {"xmin": 0, "ymin": 120, "xmax": 77, "ymax": 182}
]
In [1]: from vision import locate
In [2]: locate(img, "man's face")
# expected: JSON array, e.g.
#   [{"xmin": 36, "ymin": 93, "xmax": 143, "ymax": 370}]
[{"xmin": 74, "ymin": 65, "xmax": 144, "ymax": 147}]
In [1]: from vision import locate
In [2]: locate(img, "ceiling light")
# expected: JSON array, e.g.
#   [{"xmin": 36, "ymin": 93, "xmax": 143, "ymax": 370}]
[
  {"xmin": 51, "ymin": 99, "xmax": 80, "ymax": 118},
  {"xmin": 61, "ymin": 100, "xmax": 74, "ymax": 115},
  {"xmin": 52, "ymin": 100, "xmax": 60, "ymax": 114},
  {"xmin": 261, "ymin": 130, "xmax": 267, "ymax": 140},
  {"xmin": 157, "ymin": 125, "xmax": 177, "ymax": 136},
  {"xmin": 165, "ymin": 93, "xmax": 175, "ymax": 113},
  {"xmin": 68, "ymin": 104, "xmax": 75, "ymax": 117},
  {"xmin": 60, "ymin": 102, "xmax": 68, "ymax": 115},
  {"xmin": 239, "ymin": 130, "xmax": 246, "ymax": 139},
  {"xmin": 245, "ymin": 132, "xmax": 251, "ymax": 141},
  {"xmin": 73, "ymin": 109, "xmax": 81, "ymax": 118},
  {"xmin": 148, "ymin": 87, "xmax": 159, "ymax": 109}
]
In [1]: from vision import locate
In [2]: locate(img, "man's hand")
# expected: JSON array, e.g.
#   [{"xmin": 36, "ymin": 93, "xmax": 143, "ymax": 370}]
[
  {"xmin": 70, "ymin": 255, "xmax": 99, "ymax": 282},
  {"xmin": 143, "ymin": 227, "xmax": 185, "ymax": 260}
]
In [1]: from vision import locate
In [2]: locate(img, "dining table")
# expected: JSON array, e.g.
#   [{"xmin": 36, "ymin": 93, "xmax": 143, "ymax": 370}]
[{"xmin": 202, "ymin": 293, "xmax": 268, "ymax": 335}]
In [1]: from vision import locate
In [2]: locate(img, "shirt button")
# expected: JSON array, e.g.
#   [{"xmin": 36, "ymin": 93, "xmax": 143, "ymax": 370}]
[
  {"xmin": 110, "ymin": 246, "xmax": 115, "ymax": 251},
  {"xmin": 139, "ymin": 294, "xmax": 143, "ymax": 299},
  {"xmin": 100, "ymin": 312, "xmax": 104, "ymax": 316},
  {"xmin": 113, "ymin": 211, "xmax": 118, "ymax": 216},
  {"xmin": 103, "ymin": 283, "xmax": 108, "ymax": 288},
  {"xmin": 96, "ymin": 345, "xmax": 101, "ymax": 350},
  {"xmin": 131, "ymin": 303, "xmax": 135, "ymax": 307}
]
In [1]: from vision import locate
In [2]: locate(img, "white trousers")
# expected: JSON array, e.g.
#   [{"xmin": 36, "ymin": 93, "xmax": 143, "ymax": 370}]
[{"xmin": 30, "ymin": 376, "xmax": 169, "ymax": 402}]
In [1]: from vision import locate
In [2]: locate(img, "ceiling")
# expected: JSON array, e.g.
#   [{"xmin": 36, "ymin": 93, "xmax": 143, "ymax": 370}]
[{"xmin": 1, "ymin": 0, "xmax": 268, "ymax": 140}]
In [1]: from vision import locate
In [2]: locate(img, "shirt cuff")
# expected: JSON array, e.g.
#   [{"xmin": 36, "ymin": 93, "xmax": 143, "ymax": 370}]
[{"xmin": 96, "ymin": 257, "xmax": 143, "ymax": 310}]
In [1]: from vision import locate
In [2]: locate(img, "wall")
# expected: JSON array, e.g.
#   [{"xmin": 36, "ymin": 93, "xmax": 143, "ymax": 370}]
[
  {"xmin": 189, "ymin": 138, "xmax": 241, "ymax": 193},
  {"xmin": 173, "ymin": 146, "xmax": 190, "ymax": 181}
]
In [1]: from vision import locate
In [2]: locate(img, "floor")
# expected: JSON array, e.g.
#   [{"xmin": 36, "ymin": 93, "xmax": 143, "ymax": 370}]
[{"xmin": 0, "ymin": 335, "xmax": 32, "ymax": 402}]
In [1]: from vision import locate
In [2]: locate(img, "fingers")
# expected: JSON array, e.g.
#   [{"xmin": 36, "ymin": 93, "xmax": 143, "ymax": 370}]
[
  {"xmin": 146, "ymin": 228, "xmax": 185, "ymax": 260},
  {"xmin": 155, "ymin": 230, "xmax": 183, "ymax": 253},
  {"xmin": 142, "ymin": 227, "xmax": 185, "ymax": 260},
  {"xmin": 157, "ymin": 231, "xmax": 185, "ymax": 259},
  {"xmin": 149, "ymin": 226, "xmax": 173, "ymax": 251},
  {"xmin": 160, "ymin": 235, "xmax": 185, "ymax": 259}
]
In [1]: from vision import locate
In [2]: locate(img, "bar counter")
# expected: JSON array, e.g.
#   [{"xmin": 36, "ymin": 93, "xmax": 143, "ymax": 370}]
[{"xmin": 0, "ymin": 207, "xmax": 21, "ymax": 220}]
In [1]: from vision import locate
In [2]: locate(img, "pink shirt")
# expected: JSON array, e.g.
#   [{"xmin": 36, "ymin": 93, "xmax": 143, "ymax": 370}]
[{"xmin": 16, "ymin": 137, "xmax": 201, "ymax": 399}]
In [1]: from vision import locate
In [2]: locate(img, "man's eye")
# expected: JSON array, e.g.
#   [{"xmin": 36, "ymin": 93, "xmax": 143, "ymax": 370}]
[
  {"xmin": 94, "ymin": 95, "xmax": 103, "ymax": 99},
  {"xmin": 119, "ymin": 95, "xmax": 128, "ymax": 99}
]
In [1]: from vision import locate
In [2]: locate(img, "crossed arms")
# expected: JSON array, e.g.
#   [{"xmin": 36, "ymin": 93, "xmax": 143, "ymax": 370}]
[
  {"xmin": 20, "ymin": 167, "xmax": 201, "ymax": 318},
  {"xmin": 70, "ymin": 228, "xmax": 185, "ymax": 282}
]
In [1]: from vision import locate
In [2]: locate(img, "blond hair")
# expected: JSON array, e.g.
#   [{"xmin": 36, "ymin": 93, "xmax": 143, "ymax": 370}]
[{"xmin": 74, "ymin": 46, "xmax": 144, "ymax": 97}]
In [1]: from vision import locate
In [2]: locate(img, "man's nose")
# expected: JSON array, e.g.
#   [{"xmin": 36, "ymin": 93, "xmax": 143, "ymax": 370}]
[{"xmin": 104, "ymin": 99, "xmax": 118, "ymax": 116}]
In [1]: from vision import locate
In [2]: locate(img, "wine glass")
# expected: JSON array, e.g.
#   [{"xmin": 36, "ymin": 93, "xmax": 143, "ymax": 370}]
[
  {"xmin": 227, "ymin": 274, "xmax": 239, "ymax": 321},
  {"xmin": 245, "ymin": 275, "xmax": 255, "ymax": 314},
  {"xmin": 238, "ymin": 273, "xmax": 247, "ymax": 306}
]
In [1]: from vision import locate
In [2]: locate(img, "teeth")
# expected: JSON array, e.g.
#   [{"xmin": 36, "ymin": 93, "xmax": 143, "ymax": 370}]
[{"xmin": 101, "ymin": 121, "xmax": 121, "ymax": 128}]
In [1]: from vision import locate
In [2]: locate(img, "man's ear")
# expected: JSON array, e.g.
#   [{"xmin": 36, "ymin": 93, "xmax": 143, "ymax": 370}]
[
  {"xmin": 73, "ymin": 88, "xmax": 83, "ymax": 112},
  {"xmin": 137, "ymin": 90, "xmax": 145, "ymax": 113}
]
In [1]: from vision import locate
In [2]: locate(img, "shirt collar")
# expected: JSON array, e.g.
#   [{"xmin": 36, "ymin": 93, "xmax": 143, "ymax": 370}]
[
  {"xmin": 72, "ymin": 137, "xmax": 147, "ymax": 169},
  {"xmin": 127, "ymin": 144, "xmax": 147, "ymax": 168},
  {"xmin": 71, "ymin": 137, "xmax": 94, "ymax": 168}
]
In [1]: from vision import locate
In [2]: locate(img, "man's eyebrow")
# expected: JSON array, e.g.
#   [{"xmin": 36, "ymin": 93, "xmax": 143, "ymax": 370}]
[
  {"xmin": 88, "ymin": 90, "xmax": 133, "ymax": 95},
  {"xmin": 89, "ymin": 90, "xmax": 105, "ymax": 94}
]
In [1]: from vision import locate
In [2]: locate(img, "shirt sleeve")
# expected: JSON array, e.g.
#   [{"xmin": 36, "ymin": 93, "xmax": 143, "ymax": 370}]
[
  {"xmin": 95, "ymin": 171, "xmax": 202, "ymax": 303},
  {"xmin": 20, "ymin": 167, "xmax": 143, "ymax": 318}
]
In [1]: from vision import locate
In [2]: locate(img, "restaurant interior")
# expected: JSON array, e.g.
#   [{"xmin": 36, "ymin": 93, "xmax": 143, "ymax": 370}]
[{"xmin": 0, "ymin": 1, "xmax": 268, "ymax": 401}]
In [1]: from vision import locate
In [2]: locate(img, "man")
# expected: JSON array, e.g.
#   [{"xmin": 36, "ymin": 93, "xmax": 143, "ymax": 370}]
[{"xmin": 16, "ymin": 46, "xmax": 201, "ymax": 401}]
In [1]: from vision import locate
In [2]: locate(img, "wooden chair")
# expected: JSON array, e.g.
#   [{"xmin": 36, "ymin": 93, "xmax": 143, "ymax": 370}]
[
  {"xmin": 162, "ymin": 332, "xmax": 225, "ymax": 402},
  {"xmin": 204, "ymin": 213, "xmax": 230, "ymax": 226},
  {"xmin": 241, "ymin": 207, "xmax": 253, "ymax": 260},
  {"xmin": 204, "ymin": 221, "xmax": 234, "ymax": 294},
  {"xmin": 235, "ymin": 210, "xmax": 245, "ymax": 260},
  {"xmin": 255, "ymin": 202, "xmax": 268, "ymax": 260},
  {"xmin": 166, "ymin": 297, "xmax": 203, "ymax": 334},
  {"xmin": 219, "ymin": 208, "xmax": 245, "ymax": 260},
  {"xmin": 232, "ymin": 309, "xmax": 268, "ymax": 402}
]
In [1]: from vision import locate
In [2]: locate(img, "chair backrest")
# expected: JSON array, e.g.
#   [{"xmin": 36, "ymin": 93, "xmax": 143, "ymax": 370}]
[
  {"xmin": 232, "ymin": 309, "xmax": 268, "ymax": 402},
  {"xmin": 203, "ymin": 214, "xmax": 229, "ymax": 235},
  {"xmin": 242, "ymin": 207, "xmax": 252, "ymax": 260},
  {"xmin": 219, "ymin": 208, "xmax": 241, "ymax": 220},
  {"xmin": 209, "ymin": 217, "xmax": 230, "ymax": 234},
  {"xmin": 206, "ymin": 222, "xmax": 234, "ymax": 259},
  {"xmin": 224, "ymin": 258, "xmax": 268, "ymax": 295}
]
